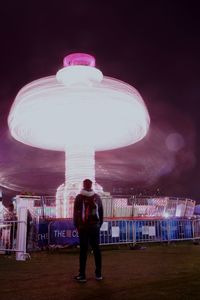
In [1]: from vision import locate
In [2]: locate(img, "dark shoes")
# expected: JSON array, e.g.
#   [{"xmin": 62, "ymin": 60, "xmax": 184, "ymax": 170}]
[
  {"xmin": 74, "ymin": 275, "xmax": 87, "ymax": 283},
  {"xmin": 95, "ymin": 275, "xmax": 103, "ymax": 281},
  {"xmin": 74, "ymin": 274, "xmax": 103, "ymax": 282}
]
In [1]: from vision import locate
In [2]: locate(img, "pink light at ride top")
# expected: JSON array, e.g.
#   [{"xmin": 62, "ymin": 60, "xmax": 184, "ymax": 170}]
[{"xmin": 63, "ymin": 53, "xmax": 96, "ymax": 67}]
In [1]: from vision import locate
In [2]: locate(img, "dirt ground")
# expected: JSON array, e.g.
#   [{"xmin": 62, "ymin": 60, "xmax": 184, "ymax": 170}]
[{"xmin": 1, "ymin": 242, "xmax": 200, "ymax": 300}]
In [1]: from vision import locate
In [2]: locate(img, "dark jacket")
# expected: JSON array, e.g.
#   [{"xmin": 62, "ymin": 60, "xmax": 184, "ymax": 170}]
[{"xmin": 73, "ymin": 189, "xmax": 103, "ymax": 229}]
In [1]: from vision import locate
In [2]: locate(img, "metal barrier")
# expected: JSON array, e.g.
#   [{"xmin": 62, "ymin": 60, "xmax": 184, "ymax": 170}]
[
  {"xmin": 0, "ymin": 220, "xmax": 17, "ymax": 253},
  {"xmin": 2, "ymin": 218, "xmax": 200, "ymax": 254},
  {"xmin": 192, "ymin": 219, "xmax": 200, "ymax": 239},
  {"xmin": 0, "ymin": 220, "xmax": 29, "ymax": 260},
  {"xmin": 13, "ymin": 194, "xmax": 196, "ymax": 219},
  {"xmin": 100, "ymin": 220, "xmax": 136, "ymax": 245},
  {"xmin": 101, "ymin": 219, "xmax": 198, "ymax": 244},
  {"xmin": 34, "ymin": 218, "xmax": 200, "ymax": 250},
  {"xmin": 135, "ymin": 219, "xmax": 195, "ymax": 243},
  {"xmin": 1, "ymin": 215, "xmax": 200, "ymax": 260}
]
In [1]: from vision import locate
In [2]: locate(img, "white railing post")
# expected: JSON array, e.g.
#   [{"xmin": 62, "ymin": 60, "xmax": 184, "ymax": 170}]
[
  {"xmin": 16, "ymin": 197, "xmax": 28, "ymax": 261},
  {"xmin": 0, "ymin": 201, "xmax": 4, "ymax": 220}
]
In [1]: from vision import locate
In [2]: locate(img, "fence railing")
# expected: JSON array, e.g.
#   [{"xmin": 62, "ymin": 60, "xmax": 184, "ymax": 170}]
[
  {"xmin": 13, "ymin": 194, "xmax": 196, "ymax": 219},
  {"xmin": 34, "ymin": 218, "xmax": 200, "ymax": 249},
  {"xmin": 0, "ymin": 220, "xmax": 29, "ymax": 260},
  {"xmin": 0, "ymin": 220, "xmax": 18, "ymax": 253},
  {"xmin": 1, "ymin": 218, "xmax": 200, "ymax": 258}
]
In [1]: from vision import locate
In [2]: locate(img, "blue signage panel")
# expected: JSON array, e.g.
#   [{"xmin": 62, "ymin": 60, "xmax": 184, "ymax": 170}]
[
  {"xmin": 36, "ymin": 220, "xmax": 49, "ymax": 248},
  {"xmin": 49, "ymin": 220, "xmax": 79, "ymax": 246}
]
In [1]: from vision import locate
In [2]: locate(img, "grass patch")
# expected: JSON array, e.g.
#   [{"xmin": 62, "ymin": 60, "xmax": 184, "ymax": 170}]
[{"xmin": 1, "ymin": 242, "xmax": 200, "ymax": 299}]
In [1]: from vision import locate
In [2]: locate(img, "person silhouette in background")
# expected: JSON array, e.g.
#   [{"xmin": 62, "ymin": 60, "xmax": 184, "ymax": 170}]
[
  {"xmin": 73, "ymin": 179, "xmax": 103, "ymax": 282},
  {"xmin": 3, "ymin": 203, "xmax": 17, "ymax": 255}
]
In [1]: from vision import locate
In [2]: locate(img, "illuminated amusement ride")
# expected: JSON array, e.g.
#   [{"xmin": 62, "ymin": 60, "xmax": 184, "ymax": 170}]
[
  {"xmin": 8, "ymin": 53, "xmax": 195, "ymax": 219},
  {"xmin": 8, "ymin": 53, "xmax": 150, "ymax": 218},
  {"xmin": 4, "ymin": 53, "xmax": 197, "ymax": 263}
]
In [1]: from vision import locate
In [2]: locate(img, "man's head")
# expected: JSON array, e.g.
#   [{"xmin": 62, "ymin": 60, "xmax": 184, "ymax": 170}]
[{"xmin": 83, "ymin": 179, "xmax": 93, "ymax": 191}]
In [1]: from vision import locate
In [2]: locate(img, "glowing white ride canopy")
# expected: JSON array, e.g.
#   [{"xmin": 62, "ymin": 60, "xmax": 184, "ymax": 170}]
[{"xmin": 8, "ymin": 53, "xmax": 150, "ymax": 216}]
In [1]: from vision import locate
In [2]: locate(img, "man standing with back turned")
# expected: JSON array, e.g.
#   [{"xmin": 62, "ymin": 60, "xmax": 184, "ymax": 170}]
[{"xmin": 73, "ymin": 179, "xmax": 103, "ymax": 282}]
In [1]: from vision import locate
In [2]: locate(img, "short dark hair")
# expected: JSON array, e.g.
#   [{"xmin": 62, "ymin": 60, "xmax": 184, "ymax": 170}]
[{"xmin": 83, "ymin": 179, "xmax": 92, "ymax": 190}]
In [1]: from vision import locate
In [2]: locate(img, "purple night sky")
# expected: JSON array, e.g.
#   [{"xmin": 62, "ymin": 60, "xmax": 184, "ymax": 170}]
[{"xmin": 0, "ymin": 1, "xmax": 199, "ymax": 201}]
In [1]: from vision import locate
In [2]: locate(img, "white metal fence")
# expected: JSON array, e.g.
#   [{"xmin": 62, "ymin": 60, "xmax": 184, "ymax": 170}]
[
  {"xmin": 0, "ymin": 220, "xmax": 17, "ymax": 253},
  {"xmin": 0, "ymin": 220, "xmax": 29, "ymax": 260},
  {"xmin": 13, "ymin": 195, "xmax": 196, "ymax": 219}
]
